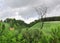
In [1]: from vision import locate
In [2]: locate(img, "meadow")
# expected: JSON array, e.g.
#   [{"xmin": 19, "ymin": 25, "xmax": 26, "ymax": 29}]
[{"xmin": 0, "ymin": 20, "xmax": 60, "ymax": 43}]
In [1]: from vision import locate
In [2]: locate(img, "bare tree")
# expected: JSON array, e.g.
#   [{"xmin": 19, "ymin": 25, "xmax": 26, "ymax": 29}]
[{"xmin": 34, "ymin": 6, "xmax": 47, "ymax": 29}]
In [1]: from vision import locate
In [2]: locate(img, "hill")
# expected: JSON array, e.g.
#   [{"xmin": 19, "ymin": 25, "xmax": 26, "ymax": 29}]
[{"xmin": 0, "ymin": 19, "xmax": 60, "ymax": 43}]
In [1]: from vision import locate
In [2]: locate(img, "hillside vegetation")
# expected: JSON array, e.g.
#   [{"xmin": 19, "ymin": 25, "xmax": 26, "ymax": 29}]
[{"xmin": 0, "ymin": 19, "xmax": 60, "ymax": 43}]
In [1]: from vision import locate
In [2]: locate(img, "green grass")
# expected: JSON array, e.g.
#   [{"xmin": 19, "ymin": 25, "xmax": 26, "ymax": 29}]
[
  {"xmin": 28, "ymin": 21, "xmax": 60, "ymax": 31},
  {"xmin": 29, "ymin": 21, "xmax": 60, "ymax": 36},
  {"xmin": 28, "ymin": 21, "xmax": 60, "ymax": 43},
  {"xmin": 0, "ymin": 21, "xmax": 60, "ymax": 43}
]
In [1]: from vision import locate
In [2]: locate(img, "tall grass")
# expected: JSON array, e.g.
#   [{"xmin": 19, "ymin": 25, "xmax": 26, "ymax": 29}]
[{"xmin": 0, "ymin": 21, "xmax": 60, "ymax": 43}]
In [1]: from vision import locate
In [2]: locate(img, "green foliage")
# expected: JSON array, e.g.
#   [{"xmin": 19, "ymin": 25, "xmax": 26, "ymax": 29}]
[{"xmin": 0, "ymin": 20, "xmax": 60, "ymax": 43}]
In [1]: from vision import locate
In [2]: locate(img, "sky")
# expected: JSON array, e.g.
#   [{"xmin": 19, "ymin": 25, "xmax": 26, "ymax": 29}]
[{"xmin": 0, "ymin": 0, "xmax": 60, "ymax": 24}]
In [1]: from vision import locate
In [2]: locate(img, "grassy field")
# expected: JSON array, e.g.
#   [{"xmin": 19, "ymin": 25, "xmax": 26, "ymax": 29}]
[{"xmin": 0, "ymin": 21, "xmax": 60, "ymax": 43}]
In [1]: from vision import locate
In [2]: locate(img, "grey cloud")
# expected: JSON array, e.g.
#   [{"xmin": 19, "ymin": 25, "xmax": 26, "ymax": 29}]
[
  {"xmin": 5, "ymin": 0, "xmax": 60, "ymax": 8},
  {"xmin": 18, "ymin": 8, "xmax": 39, "ymax": 20},
  {"xmin": 1, "ymin": 0, "xmax": 60, "ymax": 23},
  {"xmin": 5, "ymin": 0, "xmax": 41, "ymax": 8},
  {"xmin": 4, "ymin": 0, "xmax": 60, "ymax": 14},
  {"xmin": 46, "ymin": 5, "xmax": 60, "ymax": 17}
]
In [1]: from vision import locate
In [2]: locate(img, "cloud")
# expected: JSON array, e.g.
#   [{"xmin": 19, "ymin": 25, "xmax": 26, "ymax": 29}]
[
  {"xmin": 0, "ymin": 0, "xmax": 60, "ymax": 23},
  {"xmin": 46, "ymin": 5, "xmax": 60, "ymax": 17},
  {"xmin": 5, "ymin": 0, "xmax": 41, "ymax": 8},
  {"xmin": 5, "ymin": 0, "xmax": 60, "ymax": 8}
]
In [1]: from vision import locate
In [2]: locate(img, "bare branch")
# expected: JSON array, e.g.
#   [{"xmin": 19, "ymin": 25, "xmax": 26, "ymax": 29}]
[{"xmin": 34, "ymin": 6, "xmax": 47, "ymax": 29}]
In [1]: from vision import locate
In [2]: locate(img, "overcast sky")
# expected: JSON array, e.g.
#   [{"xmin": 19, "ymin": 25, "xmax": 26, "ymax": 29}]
[{"xmin": 0, "ymin": 0, "xmax": 60, "ymax": 24}]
